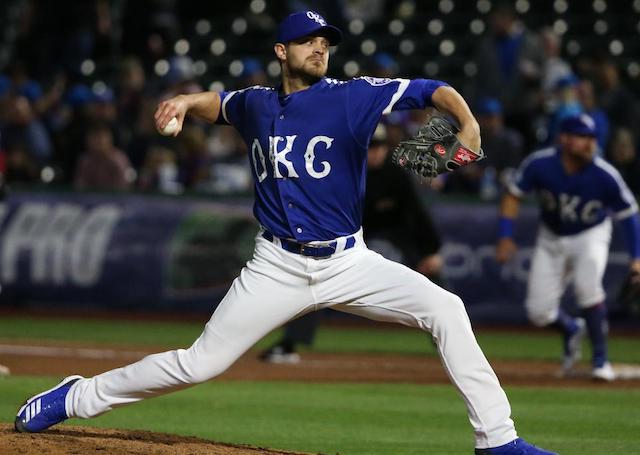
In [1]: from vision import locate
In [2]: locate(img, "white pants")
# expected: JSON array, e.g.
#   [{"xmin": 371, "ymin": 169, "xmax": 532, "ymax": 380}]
[
  {"xmin": 526, "ymin": 220, "xmax": 612, "ymax": 326},
  {"xmin": 67, "ymin": 230, "xmax": 516, "ymax": 448}
]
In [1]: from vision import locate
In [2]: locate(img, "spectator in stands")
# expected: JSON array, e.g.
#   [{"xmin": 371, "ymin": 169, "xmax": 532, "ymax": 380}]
[
  {"xmin": 239, "ymin": 57, "xmax": 269, "ymax": 87},
  {"xmin": 177, "ymin": 125, "xmax": 213, "ymax": 190},
  {"xmin": 607, "ymin": 128, "xmax": 640, "ymax": 195},
  {"xmin": 138, "ymin": 145, "xmax": 182, "ymax": 194},
  {"xmin": 577, "ymin": 79, "xmax": 609, "ymax": 151},
  {"xmin": 74, "ymin": 122, "xmax": 133, "ymax": 190},
  {"xmin": 2, "ymin": 142, "xmax": 40, "ymax": 185},
  {"xmin": 594, "ymin": 59, "xmax": 640, "ymax": 134},
  {"xmin": 539, "ymin": 27, "xmax": 572, "ymax": 97},
  {"xmin": 116, "ymin": 57, "xmax": 148, "ymax": 157},
  {"xmin": 544, "ymin": 74, "xmax": 582, "ymax": 145},
  {"xmin": 440, "ymin": 99, "xmax": 524, "ymax": 199},
  {"xmin": 1, "ymin": 94, "xmax": 52, "ymax": 165},
  {"xmin": 472, "ymin": 1, "xmax": 544, "ymax": 149}
]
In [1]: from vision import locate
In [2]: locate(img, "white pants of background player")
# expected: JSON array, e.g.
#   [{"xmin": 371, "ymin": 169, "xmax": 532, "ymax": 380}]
[
  {"xmin": 525, "ymin": 219, "xmax": 612, "ymax": 326},
  {"xmin": 66, "ymin": 229, "xmax": 517, "ymax": 449}
]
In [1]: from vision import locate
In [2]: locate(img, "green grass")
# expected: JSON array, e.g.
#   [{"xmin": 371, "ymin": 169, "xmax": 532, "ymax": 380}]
[
  {"xmin": 2, "ymin": 376, "xmax": 639, "ymax": 454},
  {"xmin": 1, "ymin": 316, "xmax": 640, "ymax": 363},
  {"xmin": 2, "ymin": 317, "xmax": 640, "ymax": 453}
]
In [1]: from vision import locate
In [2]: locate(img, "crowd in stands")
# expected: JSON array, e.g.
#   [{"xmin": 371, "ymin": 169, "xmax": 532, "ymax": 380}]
[{"xmin": 1, "ymin": 0, "xmax": 639, "ymax": 199}]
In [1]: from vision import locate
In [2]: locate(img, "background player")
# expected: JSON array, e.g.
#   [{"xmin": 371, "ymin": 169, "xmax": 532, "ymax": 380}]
[
  {"xmin": 15, "ymin": 11, "xmax": 556, "ymax": 455},
  {"xmin": 261, "ymin": 123, "xmax": 444, "ymax": 363},
  {"xmin": 496, "ymin": 113, "xmax": 640, "ymax": 381}
]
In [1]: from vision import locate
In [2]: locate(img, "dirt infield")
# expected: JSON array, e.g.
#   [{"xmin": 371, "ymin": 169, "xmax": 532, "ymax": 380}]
[
  {"xmin": 2, "ymin": 339, "xmax": 639, "ymax": 388},
  {"xmin": 3, "ymin": 340, "xmax": 640, "ymax": 454},
  {"xmin": 0, "ymin": 423, "xmax": 311, "ymax": 454}
]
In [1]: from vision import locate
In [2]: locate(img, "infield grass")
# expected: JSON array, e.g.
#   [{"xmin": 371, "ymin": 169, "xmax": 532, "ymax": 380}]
[
  {"xmin": 1, "ymin": 376, "xmax": 638, "ymax": 455},
  {"xmin": 1, "ymin": 316, "xmax": 640, "ymax": 363}
]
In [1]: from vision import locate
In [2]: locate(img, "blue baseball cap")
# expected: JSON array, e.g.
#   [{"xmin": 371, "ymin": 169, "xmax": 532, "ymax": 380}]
[
  {"xmin": 560, "ymin": 114, "xmax": 597, "ymax": 137},
  {"xmin": 276, "ymin": 11, "xmax": 342, "ymax": 46}
]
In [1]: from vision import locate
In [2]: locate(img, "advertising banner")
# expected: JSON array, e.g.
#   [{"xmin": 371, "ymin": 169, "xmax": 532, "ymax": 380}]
[{"xmin": 0, "ymin": 191, "xmax": 632, "ymax": 321}]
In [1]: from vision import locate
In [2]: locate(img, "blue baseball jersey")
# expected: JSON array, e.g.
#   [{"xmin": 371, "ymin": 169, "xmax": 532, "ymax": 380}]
[
  {"xmin": 216, "ymin": 76, "xmax": 447, "ymax": 241},
  {"xmin": 508, "ymin": 147, "xmax": 638, "ymax": 235}
]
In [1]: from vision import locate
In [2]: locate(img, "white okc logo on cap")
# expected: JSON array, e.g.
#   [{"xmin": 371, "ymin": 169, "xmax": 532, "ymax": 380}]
[
  {"xmin": 579, "ymin": 114, "xmax": 595, "ymax": 129},
  {"xmin": 306, "ymin": 11, "xmax": 327, "ymax": 26}
]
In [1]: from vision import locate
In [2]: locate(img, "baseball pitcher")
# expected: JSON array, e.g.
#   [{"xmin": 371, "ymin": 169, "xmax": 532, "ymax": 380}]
[
  {"xmin": 15, "ymin": 11, "xmax": 555, "ymax": 455},
  {"xmin": 496, "ymin": 113, "xmax": 640, "ymax": 381}
]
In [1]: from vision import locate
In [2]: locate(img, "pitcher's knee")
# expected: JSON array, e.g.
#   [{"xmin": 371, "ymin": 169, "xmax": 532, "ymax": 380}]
[
  {"xmin": 430, "ymin": 293, "xmax": 468, "ymax": 324},
  {"xmin": 177, "ymin": 348, "xmax": 237, "ymax": 384}
]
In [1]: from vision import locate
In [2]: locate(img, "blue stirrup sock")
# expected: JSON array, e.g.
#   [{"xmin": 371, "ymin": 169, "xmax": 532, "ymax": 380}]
[
  {"xmin": 552, "ymin": 309, "xmax": 580, "ymax": 356},
  {"xmin": 582, "ymin": 303, "xmax": 608, "ymax": 368}
]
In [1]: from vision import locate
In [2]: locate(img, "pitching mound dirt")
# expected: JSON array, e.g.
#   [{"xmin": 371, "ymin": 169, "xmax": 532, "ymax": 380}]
[{"xmin": 0, "ymin": 423, "xmax": 311, "ymax": 455}]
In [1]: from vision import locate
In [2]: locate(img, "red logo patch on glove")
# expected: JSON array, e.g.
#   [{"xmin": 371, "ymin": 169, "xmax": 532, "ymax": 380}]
[
  {"xmin": 453, "ymin": 147, "xmax": 479, "ymax": 165},
  {"xmin": 434, "ymin": 144, "xmax": 447, "ymax": 156}
]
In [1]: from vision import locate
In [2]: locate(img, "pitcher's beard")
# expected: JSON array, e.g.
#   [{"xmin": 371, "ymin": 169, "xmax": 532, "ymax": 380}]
[{"xmin": 290, "ymin": 63, "xmax": 326, "ymax": 85}]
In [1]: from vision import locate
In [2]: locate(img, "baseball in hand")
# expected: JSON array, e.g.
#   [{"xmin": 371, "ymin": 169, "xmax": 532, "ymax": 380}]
[{"xmin": 159, "ymin": 117, "xmax": 179, "ymax": 136}]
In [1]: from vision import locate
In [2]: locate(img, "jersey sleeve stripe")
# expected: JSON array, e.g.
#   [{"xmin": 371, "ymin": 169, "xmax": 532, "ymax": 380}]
[
  {"xmin": 221, "ymin": 91, "xmax": 237, "ymax": 124},
  {"xmin": 613, "ymin": 205, "xmax": 639, "ymax": 220},
  {"xmin": 382, "ymin": 78, "xmax": 410, "ymax": 115}
]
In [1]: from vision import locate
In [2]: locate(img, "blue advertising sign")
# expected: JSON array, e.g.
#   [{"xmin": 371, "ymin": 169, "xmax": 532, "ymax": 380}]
[{"xmin": 0, "ymin": 191, "xmax": 632, "ymax": 322}]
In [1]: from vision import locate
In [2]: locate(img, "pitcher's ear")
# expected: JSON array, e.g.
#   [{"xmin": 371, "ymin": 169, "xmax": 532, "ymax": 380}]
[{"xmin": 274, "ymin": 43, "xmax": 286, "ymax": 60}]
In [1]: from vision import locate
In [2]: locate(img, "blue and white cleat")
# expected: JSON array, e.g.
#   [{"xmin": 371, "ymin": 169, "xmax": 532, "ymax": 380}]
[
  {"xmin": 475, "ymin": 438, "xmax": 558, "ymax": 454},
  {"xmin": 15, "ymin": 375, "xmax": 83, "ymax": 433}
]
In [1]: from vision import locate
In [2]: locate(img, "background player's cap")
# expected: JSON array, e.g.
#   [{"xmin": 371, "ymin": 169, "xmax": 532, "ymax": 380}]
[
  {"xmin": 276, "ymin": 11, "xmax": 342, "ymax": 46},
  {"xmin": 560, "ymin": 114, "xmax": 597, "ymax": 137}
]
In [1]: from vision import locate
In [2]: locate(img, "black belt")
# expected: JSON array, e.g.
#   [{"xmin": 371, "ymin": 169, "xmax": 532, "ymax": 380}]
[{"xmin": 261, "ymin": 230, "xmax": 356, "ymax": 258}]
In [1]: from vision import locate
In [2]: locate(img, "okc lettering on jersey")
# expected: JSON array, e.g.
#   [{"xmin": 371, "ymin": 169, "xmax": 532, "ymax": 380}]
[
  {"xmin": 540, "ymin": 191, "xmax": 603, "ymax": 224},
  {"xmin": 251, "ymin": 135, "xmax": 334, "ymax": 180},
  {"xmin": 510, "ymin": 147, "xmax": 637, "ymax": 236}
]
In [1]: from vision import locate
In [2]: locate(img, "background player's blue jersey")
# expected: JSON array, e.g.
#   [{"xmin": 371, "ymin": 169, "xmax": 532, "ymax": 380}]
[
  {"xmin": 216, "ymin": 77, "xmax": 446, "ymax": 242},
  {"xmin": 508, "ymin": 147, "xmax": 638, "ymax": 236}
]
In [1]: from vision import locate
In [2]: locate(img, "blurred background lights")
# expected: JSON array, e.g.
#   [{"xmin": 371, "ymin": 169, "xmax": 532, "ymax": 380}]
[
  {"xmin": 477, "ymin": 0, "xmax": 491, "ymax": 14},
  {"xmin": 593, "ymin": 0, "xmax": 607, "ymax": 13},
  {"xmin": 349, "ymin": 19, "xmax": 365, "ymax": 35},
  {"xmin": 193, "ymin": 60, "xmax": 207, "ymax": 76},
  {"xmin": 424, "ymin": 62, "xmax": 439, "ymax": 76},
  {"xmin": 553, "ymin": 0, "xmax": 568, "ymax": 13},
  {"xmin": 209, "ymin": 81, "xmax": 225, "ymax": 92},
  {"xmin": 470, "ymin": 19, "xmax": 485, "ymax": 34},
  {"xmin": 439, "ymin": 0, "xmax": 454, "ymax": 14},
  {"xmin": 464, "ymin": 62, "xmax": 478, "ymax": 77},
  {"xmin": 609, "ymin": 40, "xmax": 623, "ymax": 56},
  {"xmin": 428, "ymin": 19, "xmax": 444, "ymax": 35},
  {"xmin": 388, "ymin": 19, "xmax": 404, "ymax": 35},
  {"xmin": 232, "ymin": 18, "xmax": 247, "ymax": 35},
  {"xmin": 80, "ymin": 59, "xmax": 95, "ymax": 76},
  {"xmin": 154, "ymin": 59, "xmax": 170, "ymax": 76},
  {"xmin": 249, "ymin": 0, "xmax": 266, "ymax": 14},
  {"xmin": 174, "ymin": 39, "xmax": 190, "ymax": 56},
  {"xmin": 515, "ymin": 0, "xmax": 530, "ymax": 13},
  {"xmin": 210, "ymin": 39, "xmax": 226, "ymax": 55},
  {"xmin": 399, "ymin": 39, "xmax": 415, "ymax": 55},
  {"xmin": 553, "ymin": 19, "xmax": 568, "ymax": 35},
  {"xmin": 439, "ymin": 40, "xmax": 456, "ymax": 56},
  {"xmin": 267, "ymin": 60, "xmax": 281, "ymax": 77},
  {"xmin": 229, "ymin": 60, "xmax": 244, "ymax": 77},
  {"xmin": 343, "ymin": 61, "xmax": 360, "ymax": 77},
  {"xmin": 195, "ymin": 19, "xmax": 211, "ymax": 35},
  {"xmin": 360, "ymin": 39, "xmax": 377, "ymax": 56}
]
